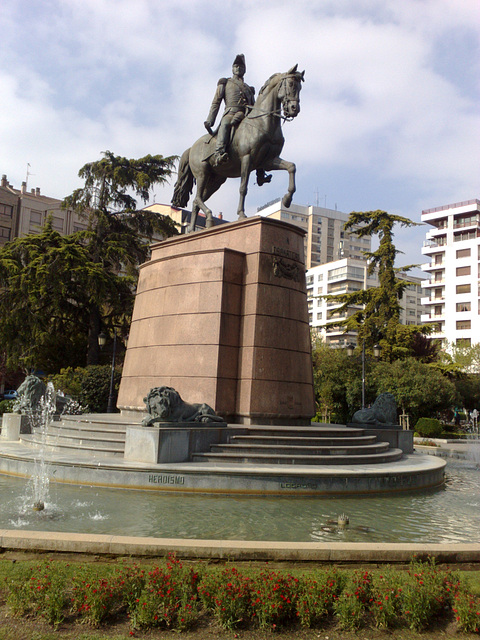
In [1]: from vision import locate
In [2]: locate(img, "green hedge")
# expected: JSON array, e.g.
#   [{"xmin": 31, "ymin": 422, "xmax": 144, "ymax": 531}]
[
  {"xmin": 414, "ymin": 417, "xmax": 443, "ymax": 438},
  {"xmin": 0, "ymin": 399, "xmax": 14, "ymax": 415}
]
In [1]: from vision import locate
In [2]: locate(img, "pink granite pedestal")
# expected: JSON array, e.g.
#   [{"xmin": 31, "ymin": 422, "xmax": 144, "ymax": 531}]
[{"xmin": 117, "ymin": 216, "xmax": 315, "ymax": 424}]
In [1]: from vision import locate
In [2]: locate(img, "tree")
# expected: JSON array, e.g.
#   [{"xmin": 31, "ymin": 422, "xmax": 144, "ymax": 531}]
[
  {"xmin": 0, "ymin": 220, "xmax": 133, "ymax": 372},
  {"xmin": 311, "ymin": 339, "xmax": 376, "ymax": 423},
  {"xmin": 0, "ymin": 151, "xmax": 179, "ymax": 373},
  {"xmin": 63, "ymin": 150, "xmax": 179, "ymax": 364},
  {"xmin": 372, "ymin": 357, "xmax": 457, "ymax": 425},
  {"xmin": 323, "ymin": 210, "xmax": 432, "ymax": 361}
]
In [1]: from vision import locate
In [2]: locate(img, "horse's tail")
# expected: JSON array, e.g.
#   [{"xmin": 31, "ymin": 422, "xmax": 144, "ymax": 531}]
[{"xmin": 171, "ymin": 148, "xmax": 195, "ymax": 208}]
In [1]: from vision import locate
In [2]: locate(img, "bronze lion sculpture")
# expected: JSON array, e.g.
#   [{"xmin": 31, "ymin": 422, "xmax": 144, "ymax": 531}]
[
  {"xmin": 351, "ymin": 392, "xmax": 398, "ymax": 427},
  {"xmin": 142, "ymin": 386, "xmax": 224, "ymax": 426},
  {"xmin": 13, "ymin": 375, "xmax": 47, "ymax": 414}
]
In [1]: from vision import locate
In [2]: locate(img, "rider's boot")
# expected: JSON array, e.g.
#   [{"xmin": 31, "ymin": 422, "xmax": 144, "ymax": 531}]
[{"xmin": 256, "ymin": 169, "xmax": 272, "ymax": 186}]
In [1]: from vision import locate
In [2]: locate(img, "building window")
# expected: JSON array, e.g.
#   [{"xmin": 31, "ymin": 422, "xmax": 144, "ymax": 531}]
[
  {"xmin": 306, "ymin": 275, "xmax": 314, "ymax": 285},
  {"xmin": 30, "ymin": 210, "xmax": 43, "ymax": 225},
  {"xmin": 0, "ymin": 203, "xmax": 13, "ymax": 217},
  {"xmin": 456, "ymin": 338, "xmax": 471, "ymax": 347},
  {"xmin": 454, "ymin": 230, "xmax": 476, "ymax": 242},
  {"xmin": 456, "ymin": 248, "xmax": 471, "ymax": 259},
  {"xmin": 456, "ymin": 320, "xmax": 471, "ymax": 330},
  {"xmin": 456, "ymin": 284, "xmax": 471, "ymax": 294},
  {"xmin": 316, "ymin": 312, "xmax": 322, "ymax": 320},
  {"xmin": 456, "ymin": 266, "xmax": 471, "ymax": 277},
  {"xmin": 456, "ymin": 302, "xmax": 471, "ymax": 312},
  {"xmin": 0, "ymin": 226, "xmax": 11, "ymax": 240},
  {"xmin": 51, "ymin": 216, "xmax": 64, "ymax": 231}
]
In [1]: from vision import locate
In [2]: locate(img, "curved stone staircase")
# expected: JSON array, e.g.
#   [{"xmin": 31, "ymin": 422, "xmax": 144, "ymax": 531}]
[
  {"xmin": 192, "ymin": 425, "xmax": 403, "ymax": 465},
  {"xmin": 19, "ymin": 419, "xmax": 403, "ymax": 465},
  {"xmin": 20, "ymin": 414, "xmax": 132, "ymax": 458}
]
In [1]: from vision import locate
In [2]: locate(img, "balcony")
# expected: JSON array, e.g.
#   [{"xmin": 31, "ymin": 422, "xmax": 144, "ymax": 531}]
[
  {"xmin": 421, "ymin": 278, "xmax": 445, "ymax": 288},
  {"xmin": 421, "ymin": 296, "xmax": 444, "ymax": 305}
]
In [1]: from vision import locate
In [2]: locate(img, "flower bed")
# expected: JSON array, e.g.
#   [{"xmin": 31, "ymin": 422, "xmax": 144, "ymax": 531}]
[{"xmin": 2, "ymin": 555, "xmax": 480, "ymax": 634}]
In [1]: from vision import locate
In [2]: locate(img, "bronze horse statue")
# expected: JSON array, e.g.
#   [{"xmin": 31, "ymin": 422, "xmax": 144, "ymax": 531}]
[{"xmin": 171, "ymin": 65, "xmax": 304, "ymax": 232}]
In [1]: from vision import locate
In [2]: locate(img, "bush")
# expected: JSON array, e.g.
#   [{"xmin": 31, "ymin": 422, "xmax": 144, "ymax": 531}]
[
  {"xmin": 414, "ymin": 417, "xmax": 443, "ymax": 438},
  {"xmin": 0, "ymin": 399, "xmax": 14, "ymax": 415},
  {"xmin": 50, "ymin": 365, "xmax": 121, "ymax": 413}
]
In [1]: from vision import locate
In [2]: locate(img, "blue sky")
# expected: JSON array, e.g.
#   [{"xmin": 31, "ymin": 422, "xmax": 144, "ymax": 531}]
[{"xmin": 1, "ymin": 0, "xmax": 479, "ymax": 269}]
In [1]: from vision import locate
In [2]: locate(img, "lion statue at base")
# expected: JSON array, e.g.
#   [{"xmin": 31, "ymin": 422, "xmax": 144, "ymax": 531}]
[
  {"xmin": 142, "ymin": 386, "xmax": 225, "ymax": 426},
  {"xmin": 13, "ymin": 375, "xmax": 47, "ymax": 414},
  {"xmin": 351, "ymin": 392, "xmax": 398, "ymax": 427}
]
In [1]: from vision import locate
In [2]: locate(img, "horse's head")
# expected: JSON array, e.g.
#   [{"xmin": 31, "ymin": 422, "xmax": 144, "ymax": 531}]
[{"xmin": 278, "ymin": 65, "xmax": 304, "ymax": 119}]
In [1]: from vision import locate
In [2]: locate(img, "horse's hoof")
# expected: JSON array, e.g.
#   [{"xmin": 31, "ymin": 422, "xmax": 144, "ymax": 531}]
[{"xmin": 282, "ymin": 195, "xmax": 292, "ymax": 208}]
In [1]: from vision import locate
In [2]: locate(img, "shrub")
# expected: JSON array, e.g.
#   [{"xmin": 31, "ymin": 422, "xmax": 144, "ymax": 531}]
[
  {"xmin": 453, "ymin": 589, "xmax": 480, "ymax": 633},
  {"xmin": 333, "ymin": 570, "xmax": 372, "ymax": 631},
  {"xmin": 0, "ymin": 399, "xmax": 14, "ymax": 415},
  {"xmin": 414, "ymin": 417, "xmax": 443, "ymax": 438},
  {"xmin": 50, "ymin": 365, "xmax": 121, "ymax": 413},
  {"xmin": 198, "ymin": 566, "xmax": 252, "ymax": 630},
  {"xmin": 296, "ymin": 569, "xmax": 345, "ymax": 628},
  {"xmin": 129, "ymin": 555, "xmax": 200, "ymax": 631},
  {"xmin": 250, "ymin": 570, "xmax": 297, "ymax": 629},
  {"xmin": 401, "ymin": 558, "xmax": 456, "ymax": 631},
  {"xmin": 370, "ymin": 569, "xmax": 404, "ymax": 629}
]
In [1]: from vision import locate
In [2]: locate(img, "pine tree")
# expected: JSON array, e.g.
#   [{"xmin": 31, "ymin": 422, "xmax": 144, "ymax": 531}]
[
  {"xmin": 323, "ymin": 210, "xmax": 433, "ymax": 362},
  {"xmin": 63, "ymin": 151, "xmax": 179, "ymax": 364}
]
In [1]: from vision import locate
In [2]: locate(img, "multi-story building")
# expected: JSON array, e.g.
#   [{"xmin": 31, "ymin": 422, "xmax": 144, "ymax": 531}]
[
  {"xmin": 421, "ymin": 199, "xmax": 480, "ymax": 347},
  {"xmin": 258, "ymin": 200, "xmax": 371, "ymax": 268},
  {"xmin": 0, "ymin": 174, "xmax": 87, "ymax": 245},
  {"xmin": 141, "ymin": 203, "xmax": 227, "ymax": 235},
  {"xmin": 308, "ymin": 257, "xmax": 424, "ymax": 347}
]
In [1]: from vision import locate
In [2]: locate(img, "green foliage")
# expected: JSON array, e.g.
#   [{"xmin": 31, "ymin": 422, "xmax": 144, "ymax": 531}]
[
  {"xmin": 49, "ymin": 365, "xmax": 121, "ymax": 413},
  {"xmin": 1, "ymin": 556, "xmax": 475, "ymax": 634},
  {"xmin": 414, "ymin": 417, "xmax": 443, "ymax": 438},
  {"xmin": 372, "ymin": 357, "xmax": 457, "ymax": 425},
  {"xmin": 0, "ymin": 151, "xmax": 178, "ymax": 374},
  {"xmin": 322, "ymin": 210, "xmax": 433, "ymax": 362},
  {"xmin": 0, "ymin": 399, "xmax": 14, "ymax": 415},
  {"xmin": 311, "ymin": 339, "xmax": 373, "ymax": 422}
]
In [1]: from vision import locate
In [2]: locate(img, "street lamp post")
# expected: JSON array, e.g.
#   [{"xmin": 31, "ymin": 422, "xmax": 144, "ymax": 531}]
[
  {"xmin": 346, "ymin": 341, "xmax": 381, "ymax": 410},
  {"xmin": 98, "ymin": 329, "xmax": 118, "ymax": 414}
]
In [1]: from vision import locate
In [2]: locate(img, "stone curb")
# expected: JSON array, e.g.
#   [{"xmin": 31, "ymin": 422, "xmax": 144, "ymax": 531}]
[{"xmin": 1, "ymin": 530, "xmax": 480, "ymax": 564}]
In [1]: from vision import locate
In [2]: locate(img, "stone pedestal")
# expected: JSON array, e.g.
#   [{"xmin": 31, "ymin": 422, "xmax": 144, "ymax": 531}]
[
  {"xmin": 124, "ymin": 424, "xmax": 230, "ymax": 463},
  {"xmin": 117, "ymin": 216, "xmax": 315, "ymax": 424},
  {"xmin": 0, "ymin": 413, "xmax": 30, "ymax": 440}
]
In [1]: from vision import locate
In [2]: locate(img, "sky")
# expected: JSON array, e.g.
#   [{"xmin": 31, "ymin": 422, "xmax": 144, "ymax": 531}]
[{"xmin": 1, "ymin": 0, "xmax": 479, "ymax": 270}]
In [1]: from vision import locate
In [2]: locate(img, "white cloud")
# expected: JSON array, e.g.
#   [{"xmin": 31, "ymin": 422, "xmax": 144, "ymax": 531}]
[{"xmin": 0, "ymin": 0, "xmax": 478, "ymax": 250}]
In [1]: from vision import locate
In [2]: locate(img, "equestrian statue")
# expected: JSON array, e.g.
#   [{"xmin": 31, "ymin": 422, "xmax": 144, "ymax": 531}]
[{"xmin": 171, "ymin": 56, "xmax": 304, "ymax": 233}]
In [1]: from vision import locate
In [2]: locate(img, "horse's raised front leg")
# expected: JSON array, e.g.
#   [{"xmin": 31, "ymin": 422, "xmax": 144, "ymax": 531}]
[
  {"xmin": 264, "ymin": 157, "xmax": 296, "ymax": 208},
  {"xmin": 237, "ymin": 154, "xmax": 252, "ymax": 219}
]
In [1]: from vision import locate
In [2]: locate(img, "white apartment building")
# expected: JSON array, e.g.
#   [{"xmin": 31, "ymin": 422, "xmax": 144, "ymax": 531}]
[
  {"xmin": 258, "ymin": 200, "xmax": 371, "ymax": 268},
  {"xmin": 307, "ymin": 257, "xmax": 424, "ymax": 347},
  {"xmin": 421, "ymin": 199, "xmax": 480, "ymax": 347}
]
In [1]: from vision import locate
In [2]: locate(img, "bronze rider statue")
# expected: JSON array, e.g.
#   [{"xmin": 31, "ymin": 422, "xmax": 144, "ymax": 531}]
[{"xmin": 204, "ymin": 54, "xmax": 271, "ymax": 185}]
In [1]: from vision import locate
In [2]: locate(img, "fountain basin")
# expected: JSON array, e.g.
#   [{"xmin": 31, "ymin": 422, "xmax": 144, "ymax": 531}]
[{"xmin": 0, "ymin": 436, "xmax": 445, "ymax": 496}]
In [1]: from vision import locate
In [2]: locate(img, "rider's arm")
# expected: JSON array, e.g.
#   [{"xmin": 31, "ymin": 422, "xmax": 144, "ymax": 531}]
[{"xmin": 205, "ymin": 78, "xmax": 227, "ymax": 128}]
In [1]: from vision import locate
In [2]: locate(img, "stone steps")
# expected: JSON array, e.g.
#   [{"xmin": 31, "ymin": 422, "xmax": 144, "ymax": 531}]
[
  {"xmin": 192, "ymin": 423, "xmax": 404, "ymax": 466},
  {"xmin": 192, "ymin": 449, "xmax": 404, "ymax": 465},
  {"xmin": 229, "ymin": 434, "xmax": 378, "ymax": 446},
  {"xmin": 210, "ymin": 441, "xmax": 390, "ymax": 456},
  {"xmin": 19, "ymin": 414, "xmax": 132, "ymax": 458}
]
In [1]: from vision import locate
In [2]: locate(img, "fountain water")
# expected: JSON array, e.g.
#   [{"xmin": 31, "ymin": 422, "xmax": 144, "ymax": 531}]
[{"xmin": 28, "ymin": 382, "xmax": 57, "ymax": 511}]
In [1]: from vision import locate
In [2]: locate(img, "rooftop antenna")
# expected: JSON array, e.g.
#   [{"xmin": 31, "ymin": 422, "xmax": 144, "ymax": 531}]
[
  {"xmin": 314, "ymin": 188, "xmax": 320, "ymax": 207},
  {"xmin": 25, "ymin": 163, "xmax": 33, "ymax": 189}
]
